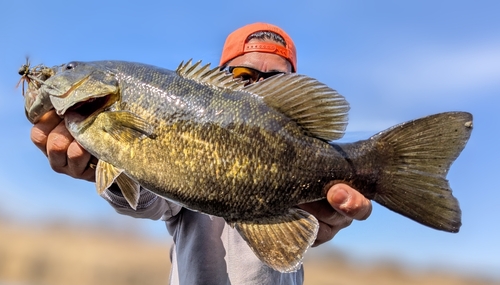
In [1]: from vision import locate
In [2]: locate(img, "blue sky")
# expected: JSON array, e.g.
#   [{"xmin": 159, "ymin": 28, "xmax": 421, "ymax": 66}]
[{"xmin": 1, "ymin": 0, "xmax": 499, "ymax": 280}]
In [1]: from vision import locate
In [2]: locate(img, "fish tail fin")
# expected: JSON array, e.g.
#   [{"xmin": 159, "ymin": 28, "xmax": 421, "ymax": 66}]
[{"xmin": 368, "ymin": 112, "xmax": 473, "ymax": 233}]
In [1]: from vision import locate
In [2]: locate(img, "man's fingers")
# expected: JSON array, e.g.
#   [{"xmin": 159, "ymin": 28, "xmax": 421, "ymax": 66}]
[
  {"xmin": 299, "ymin": 199, "xmax": 349, "ymax": 226},
  {"xmin": 326, "ymin": 184, "xmax": 372, "ymax": 221},
  {"xmin": 313, "ymin": 218, "xmax": 351, "ymax": 247},
  {"xmin": 30, "ymin": 110, "xmax": 96, "ymax": 182},
  {"xmin": 298, "ymin": 199, "xmax": 353, "ymax": 247},
  {"xmin": 67, "ymin": 141, "xmax": 95, "ymax": 181},
  {"xmin": 298, "ymin": 199, "xmax": 333, "ymax": 221},
  {"xmin": 46, "ymin": 121, "xmax": 74, "ymax": 172},
  {"xmin": 30, "ymin": 110, "xmax": 62, "ymax": 155},
  {"xmin": 313, "ymin": 220, "xmax": 333, "ymax": 247}
]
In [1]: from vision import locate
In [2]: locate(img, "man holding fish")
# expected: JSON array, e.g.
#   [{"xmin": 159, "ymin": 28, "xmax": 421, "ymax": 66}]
[{"xmin": 28, "ymin": 23, "xmax": 379, "ymax": 284}]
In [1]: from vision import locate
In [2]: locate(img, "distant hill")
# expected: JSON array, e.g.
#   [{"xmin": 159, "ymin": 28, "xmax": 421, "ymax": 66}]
[{"xmin": 0, "ymin": 221, "xmax": 498, "ymax": 285}]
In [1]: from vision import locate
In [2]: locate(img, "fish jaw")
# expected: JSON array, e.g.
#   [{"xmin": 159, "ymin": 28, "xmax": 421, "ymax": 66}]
[
  {"xmin": 40, "ymin": 62, "xmax": 120, "ymax": 117},
  {"xmin": 51, "ymin": 76, "xmax": 119, "ymax": 117}
]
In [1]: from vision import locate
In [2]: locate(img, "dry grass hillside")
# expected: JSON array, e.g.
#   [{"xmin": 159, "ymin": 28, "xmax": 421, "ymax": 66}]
[{"xmin": 0, "ymin": 220, "xmax": 497, "ymax": 285}]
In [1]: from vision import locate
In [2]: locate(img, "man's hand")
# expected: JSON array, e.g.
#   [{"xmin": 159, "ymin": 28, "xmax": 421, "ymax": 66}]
[
  {"xmin": 30, "ymin": 110, "xmax": 96, "ymax": 182},
  {"xmin": 299, "ymin": 183, "xmax": 372, "ymax": 247}
]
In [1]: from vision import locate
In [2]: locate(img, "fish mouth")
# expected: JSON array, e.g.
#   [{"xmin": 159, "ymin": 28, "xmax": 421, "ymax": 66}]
[{"xmin": 65, "ymin": 94, "xmax": 116, "ymax": 120}]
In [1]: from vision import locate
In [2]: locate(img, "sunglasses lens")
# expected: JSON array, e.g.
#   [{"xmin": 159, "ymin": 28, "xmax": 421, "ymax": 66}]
[
  {"xmin": 230, "ymin": 67, "xmax": 259, "ymax": 82},
  {"xmin": 229, "ymin": 66, "xmax": 284, "ymax": 83}
]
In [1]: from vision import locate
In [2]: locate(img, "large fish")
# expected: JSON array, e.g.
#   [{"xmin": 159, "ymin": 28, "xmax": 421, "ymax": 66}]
[{"xmin": 27, "ymin": 60, "xmax": 472, "ymax": 273}]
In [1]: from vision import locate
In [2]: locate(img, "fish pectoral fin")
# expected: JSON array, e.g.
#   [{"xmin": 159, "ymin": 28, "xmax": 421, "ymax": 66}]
[
  {"xmin": 101, "ymin": 110, "xmax": 155, "ymax": 142},
  {"xmin": 95, "ymin": 160, "xmax": 140, "ymax": 210},
  {"xmin": 96, "ymin": 160, "xmax": 122, "ymax": 194},
  {"xmin": 115, "ymin": 172, "xmax": 140, "ymax": 210},
  {"xmin": 233, "ymin": 208, "xmax": 319, "ymax": 273}
]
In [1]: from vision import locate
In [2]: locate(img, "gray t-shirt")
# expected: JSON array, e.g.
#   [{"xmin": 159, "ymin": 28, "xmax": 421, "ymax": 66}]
[{"xmin": 102, "ymin": 187, "xmax": 304, "ymax": 285}]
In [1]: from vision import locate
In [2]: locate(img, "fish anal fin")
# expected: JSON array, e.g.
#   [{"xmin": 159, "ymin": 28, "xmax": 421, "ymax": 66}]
[
  {"xmin": 96, "ymin": 160, "xmax": 140, "ymax": 210},
  {"xmin": 233, "ymin": 208, "xmax": 319, "ymax": 273}
]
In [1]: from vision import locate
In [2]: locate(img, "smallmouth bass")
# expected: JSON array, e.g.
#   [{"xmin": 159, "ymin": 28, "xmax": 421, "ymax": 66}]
[{"xmin": 23, "ymin": 60, "xmax": 473, "ymax": 272}]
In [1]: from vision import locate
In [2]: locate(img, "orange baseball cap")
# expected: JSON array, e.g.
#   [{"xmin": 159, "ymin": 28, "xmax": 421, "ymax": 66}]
[{"xmin": 219, "ymin": 22, "xmax": 297, "ymax": 72}]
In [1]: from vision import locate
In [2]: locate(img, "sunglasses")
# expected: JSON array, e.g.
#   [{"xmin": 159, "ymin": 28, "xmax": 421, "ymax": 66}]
[{"xmin": 227, "ymin": 66, "xmax": 285, "ymax": 83}]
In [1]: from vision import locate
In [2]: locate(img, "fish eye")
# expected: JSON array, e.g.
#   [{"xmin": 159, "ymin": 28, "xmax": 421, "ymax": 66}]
[{"xmin": 65, "ymin": 62, "xmax": 78, "ymax": 70}]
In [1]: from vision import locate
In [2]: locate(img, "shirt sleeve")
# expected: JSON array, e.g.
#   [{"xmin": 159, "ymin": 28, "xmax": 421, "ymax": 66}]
[{"xmin": 101, "ymin": 184, "xmax": 182, "ymax": 220}]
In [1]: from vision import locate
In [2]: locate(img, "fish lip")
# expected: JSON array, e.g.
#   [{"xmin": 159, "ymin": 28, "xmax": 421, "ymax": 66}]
[
  {"xmin": 53, "ymin": 71, "xmax": 119, "ymax": 116},
  {"xmin": 56, "ymin": 74, "xmax": 92, "ymax": 100},
  {"xmin": 52, "ymin": 74, "xmax": 95, "ymax": 116},
  {"xmin": 49, "ymin": 75, "xmax": 90, "ymax": 117}
]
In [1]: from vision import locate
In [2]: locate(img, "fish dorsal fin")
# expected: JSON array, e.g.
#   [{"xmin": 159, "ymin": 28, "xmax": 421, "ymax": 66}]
[
  {"xmin": 96, "ymin": 160, "xmax": 140, "ymax": 210},
  {"xmin": 176, "ymin": 59, "xmax": 246, "ymax": 91},
  {"xmin": 233, "ymin": 208, "xmax": 319, "ymax": 273},
  {"xmin": 244, "ymin": 73, "xmax": 350, "ymax": 141},
  {"xmin": 176, "ymin": 59, "xmax": 349, "ymax": 141}
]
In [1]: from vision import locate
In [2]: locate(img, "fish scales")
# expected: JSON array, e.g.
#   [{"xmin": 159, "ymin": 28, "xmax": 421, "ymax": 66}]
[
  {"xmin": 23, "ymin": 59, "xmax": 472, "ymax": 273},
  {"xmin": 89, "ymin": 61, "xmax": 348, "ymax": 219}
]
